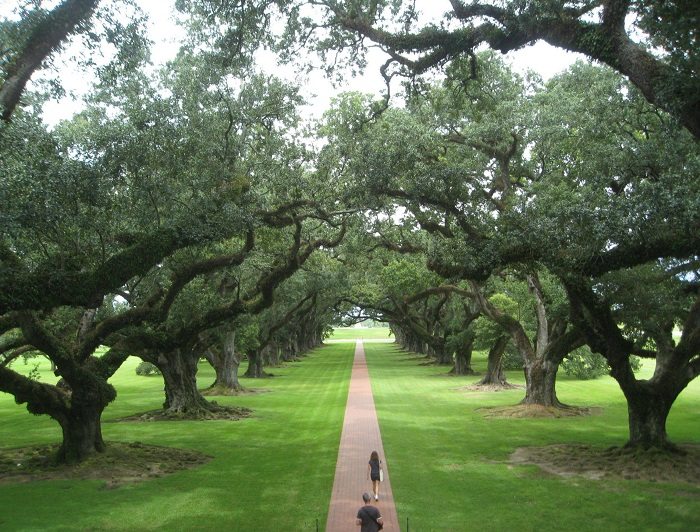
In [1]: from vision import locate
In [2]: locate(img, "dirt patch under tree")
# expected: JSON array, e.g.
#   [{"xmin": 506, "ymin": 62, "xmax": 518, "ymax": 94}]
[
  {"xmin": 509, "ymin": 443, "xmax": 700, "ymax": 486},
  {"xmin": 201, "ymin": 386, "xmax": 270, "ymax": 397},
  {"xmin": 477, "ymin": 403, "xmax": 601, "ymax": 418},
  {"xmin": 0, "ymin": 442, "xmax": 211, "ymax": 488},
  {"xmin": 458, "ymin": 383, "xmax": 523, "ymax": 393},
  {"xmin": 114, "ymin": 404, "xmax": 252, "ymax": 422}
]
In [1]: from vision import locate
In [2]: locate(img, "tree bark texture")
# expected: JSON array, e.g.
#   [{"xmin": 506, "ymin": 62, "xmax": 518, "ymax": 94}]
[
  {"xmin": 565, "ymin": 279, "xmax": 700, "ymax": 448},
  {"xmin": 156, "ymin": 349, "xmax": 213, "ymax": 414},
  {"xmin": 56, "ymin": 400, "xmax": 106, "ymax": 463},
  {"xmin": 451, "ymin": 345, "xmax": 474, "ymax": 375},
  {"xmin": 0, "ymin": 365, "xmax": 114, "ymax": 463},
  {"xmin": 625, "ymin": 388, "xmax": 675, "ymax": 449},
  {"xmin": 478, "ymin": 336, "xmax": 508, "ymax": 385},
  {"xmin": 433, "ymin": 344, "xmax": 451, "ymax": 364},
  {"xmin": 471, "ymin": 277, "xmax": 576, "ymax": 406},
  {"xmin": 205, "ymin": 332, "xmax": 243, "ymax": 391},
  {"xmin": 285, "ymin": 338, "xmax": 299, "ymax": 361},
  {"xmin": 521, "ymin": 357, "xmax": 564, "ymax": 407},
  {"xmin": 245, "ymin": 349, "xmax": 265, "ymax": 378}
]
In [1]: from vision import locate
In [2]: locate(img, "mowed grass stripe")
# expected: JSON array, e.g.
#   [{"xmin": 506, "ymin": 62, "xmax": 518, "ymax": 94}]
[
  {"xmin": 0, "ymin": 343, "xmax": 354, "ymax": 531},
  {"xmin": 364, "ymin": 342, "xmax": 700, "ymax": 532},
  {"xmin": 327, "ymin": 327, "xmax": 394, "ymax": 341}
]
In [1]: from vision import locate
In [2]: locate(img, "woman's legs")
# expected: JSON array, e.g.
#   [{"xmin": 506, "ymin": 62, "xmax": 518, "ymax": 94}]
[{"xmin": 372, "ymin": 479, "xmax": 379, "ymax": 499}]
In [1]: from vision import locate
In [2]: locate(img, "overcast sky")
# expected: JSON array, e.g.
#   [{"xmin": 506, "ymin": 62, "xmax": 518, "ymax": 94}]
[{"xmin": 35, "ymin": 0, "xmax": 581, "ymax": 125}]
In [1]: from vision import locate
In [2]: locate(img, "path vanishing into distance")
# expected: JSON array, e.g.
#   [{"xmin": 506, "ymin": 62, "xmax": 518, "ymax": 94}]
[{"xmin": 326, "ymin": 340, "xmax": 400, "ymax": 531}]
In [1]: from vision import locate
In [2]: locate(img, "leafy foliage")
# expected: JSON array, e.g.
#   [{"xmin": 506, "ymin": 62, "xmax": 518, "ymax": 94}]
[
  {"xmin": 561, "ymin": 347, "xmax": 609, "ymax": 380},
  {"xmin": 135, "ymin": 361, "xmax": 161, "ymax": 376}
]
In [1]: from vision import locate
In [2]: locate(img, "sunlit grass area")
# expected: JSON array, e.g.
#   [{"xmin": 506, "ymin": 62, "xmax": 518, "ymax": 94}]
[
  {"xmin": 327, "ymin": 326, "xmax": 394, "ymax": 342},
  {"xmin": 365, "ymin": 343, "xmax": 700, "ymax": 531},
  {"xmin": 2, "ymin": 342, "xmax": 698, "ymax": 531},
  {"xmin": 0, "ymin": 344, "xmax": 354, "ymax": 531}
]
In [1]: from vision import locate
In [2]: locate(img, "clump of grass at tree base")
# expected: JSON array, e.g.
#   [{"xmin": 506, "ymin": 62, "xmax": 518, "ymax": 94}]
[
  {"xmin": 0, "ymin": 343, "xmax": 354, "ymax": 531},
  {"xmin": 364, "ymin": 343, "xmax": 700, "ymax": 532}
]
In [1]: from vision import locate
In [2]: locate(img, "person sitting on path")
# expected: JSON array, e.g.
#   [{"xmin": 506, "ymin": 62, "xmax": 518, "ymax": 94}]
[
  {"xmin": 356, "ymin": 492, "xmax": 383, "ymax": 531},
  {"xmin": 367, "ymin": 450, "xmax": 383, "ymax": 501}
]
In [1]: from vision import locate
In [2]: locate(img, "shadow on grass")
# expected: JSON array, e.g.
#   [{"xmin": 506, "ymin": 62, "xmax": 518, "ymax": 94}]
[
  {"xmin": 112, "ymin": 404, "xmax": 252, "ymax": 422},
  {"xmin": 477, "ymin": 404, "xmax": 601, "ymax": 418},
  {"xmin": 509, "ymin": 443, "xmax": 700, "ymax": 486},
  {"xmin": 0, "ymin": 442, "xmax": 211, "ymax": 488}
]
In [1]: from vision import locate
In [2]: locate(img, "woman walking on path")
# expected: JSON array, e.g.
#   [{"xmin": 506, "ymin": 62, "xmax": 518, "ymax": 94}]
[{"xmin": 367, "ymin": 451, "xmax": 383, "ymax": 501}]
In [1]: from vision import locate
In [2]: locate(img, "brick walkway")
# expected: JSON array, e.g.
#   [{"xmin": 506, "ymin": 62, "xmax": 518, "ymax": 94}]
[{"xmin": 326, "ymin": 340, "xmax": 400, "ymax": 531}]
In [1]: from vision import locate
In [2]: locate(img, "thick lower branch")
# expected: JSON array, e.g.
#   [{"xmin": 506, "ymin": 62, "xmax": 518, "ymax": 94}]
[{"xmin": 1, "ymin": 0, "xmax": 100, "ymax": 121}]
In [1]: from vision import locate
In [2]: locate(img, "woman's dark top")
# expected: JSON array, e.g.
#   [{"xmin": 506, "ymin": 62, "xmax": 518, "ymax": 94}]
[{"xmin": 369, "ymin": 458, "xmax": 381, "ymax": 481}]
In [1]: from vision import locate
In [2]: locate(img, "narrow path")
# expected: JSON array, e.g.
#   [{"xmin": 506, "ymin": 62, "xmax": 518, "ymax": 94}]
[{"xmin": 326, "ymin": 340, "xmax": 400, "ymax": 531}]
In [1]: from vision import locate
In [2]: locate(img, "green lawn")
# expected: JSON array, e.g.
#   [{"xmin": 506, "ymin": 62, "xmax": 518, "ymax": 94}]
[
  {"xmin": 0, "ymin": 344, "xmax": 354, "ymax": 531},
  {"xmin": 364, "ymin": 343, "xmax": 700, "ymax": 531},
  {"xmin": 1, "ymin": 342, "xmax": 698, "ymax": 531},
  {"xmin": 327, "ymin": 326, "xmax": 394, "ymax": 341}
]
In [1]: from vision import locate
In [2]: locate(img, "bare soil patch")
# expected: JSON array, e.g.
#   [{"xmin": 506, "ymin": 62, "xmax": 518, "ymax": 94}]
[
  {"xmin": 510, "ymin": 443, "xmax": 700, "ymax": 486},
  {"xmin": 201, "ymin": 386, "xmax": 270, "ymax": 397},
  {"xmin": 477, "ymin": 403, "xmax": 601, "ymax": 418},
  {"xmin": 114, "ymin": 404, "xmax": 252, "ymax": 422},
  {"xmin": 458, "ymin": 383, "xmax": 523, "ymax": 392},
  {"xmin": 0, "ymin": 442, "xmax": 211, "ymax": 488}
]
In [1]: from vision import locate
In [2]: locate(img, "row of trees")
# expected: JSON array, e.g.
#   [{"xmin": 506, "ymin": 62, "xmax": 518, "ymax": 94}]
[
  {"xmin": 319, "ymin": 50, "xmax": 699, "ymax": 448},
  {"xmin": 1, "ymin": 0, "xmax": 698, "ymax": 463},
  {"xmin": 305, "ymin": 2, "xmax": 699, "ymax": 447},
  {"xmin": 0, "ymin": 1, "xmax": 357, "ymax": 462}
]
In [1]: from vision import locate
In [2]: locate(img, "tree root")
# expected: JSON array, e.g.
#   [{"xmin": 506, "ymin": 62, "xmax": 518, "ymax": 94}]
[{"xmin": 201, "ymin": 384, "xmax": 245, "ymax": 396}]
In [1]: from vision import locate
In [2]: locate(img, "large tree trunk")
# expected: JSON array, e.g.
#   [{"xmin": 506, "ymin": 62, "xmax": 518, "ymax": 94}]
[
  {"xmin": 0, "ymin": 368, "xmax": 110, "ymax": 465},
  {"xmin": 245, "ymin": 349, "xmax": 266, "ymax": 378},
  {"xmin": 611, "ymin": 360, "xmax": 689, "ymax": 450},
  {"xmin": 157, "ymin": 349, "xmax": 213, "ymax": 415},
  {"xmin": 213, "ymin": 353, "xmax": 242, "ymax": 390},
  {"xmin": 434, "ymin": 345, "xmax": 452, "ymax": 365},
  {"xmin": 626, "ymin": 390, "xmax": 674, "ymax": 449},
  {"xmin": 564, "ymin": 279, "xmax": 700, "ymax": 449},
  {"xmin": 205, "ymin": 332, "xmax": 243, "ymax": 392},
  {"xmin": 266, "ymin": 343, "xmax": 281, "ymax": 367},
  {"xmin": 405, "ymin": 335, "xmax": 419, "ymax": 353},
  {"xmin": 56, "ymin": 404, "xmax": 106, "ymax": 463},
  {"xmin": 53, "ymin": 374, "xmax": 115, "ymax": 464},
  {"xmin": 286, "ymin": 338, "xmax": 299, "ymax": 361},
  {"xmin": 608, "ymin": 353, "xmax": 680, "ymax": 450},
  {"xmin": 472, "ymin": 277, "xmax": 572, "ymax": 406},
  {"xmin": 451, "ymin": 345, "xmax": 475, "ymax": 375},
  {"xmin": 478, "ymin": 336, "xmax": 508, "ymax": 385},
  {"xmin": 391, "ymin": 326, "xmax": 404, "ymax": 347},
  {"xmin": 521, "ymin": 357, "xmax": 564, "ymax": 407}
]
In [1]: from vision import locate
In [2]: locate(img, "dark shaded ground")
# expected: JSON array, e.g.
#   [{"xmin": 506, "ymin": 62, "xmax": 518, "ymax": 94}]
[
  {"xmin": 459, "ymin": 383, "xmax": 523, "ymax": 392},
  {"xmin": 201, "ymin": 386, "xmax": 270, "ymax": 397},
  {"xmin": 477, "ymin": 404, "xmax": 700, "ymax": 487},
  {"xmin": 477, "ymin": 403, "xmax": 601, "ymax": 418},
  {"xmin": 115, "ymin": 404, "xmax": 252, "ymax": 421},
  {"xmin": 0, "ymin": 442, "xmax": 211, "ymax": 488},
  {"xmin": 510, "ymin": 443, "xmax": 700, "ymax": 487}
]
